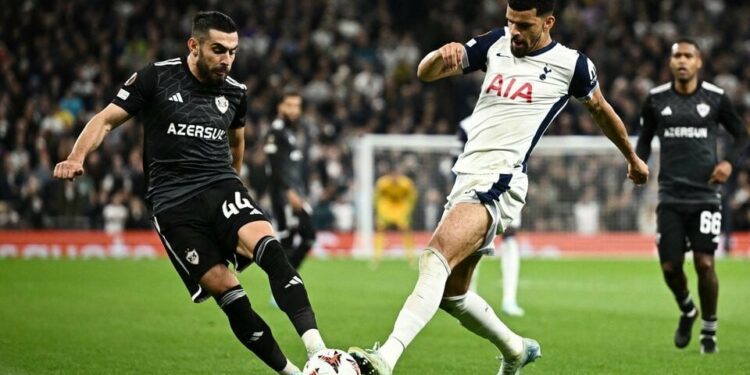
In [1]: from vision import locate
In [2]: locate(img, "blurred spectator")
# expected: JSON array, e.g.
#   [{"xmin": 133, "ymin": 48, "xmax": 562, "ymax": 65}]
[
  {"xmin": 574, "ymin": 186, "xmax": 600, "ymax": 235},
  {"xmin": 331, "ymin": 194, "xmax": 355, "ymax": 232},
  {"xmin": 103, "ymin": 192, "xmax": 128, "ymax": 234},
  {"xmin": 1, "ymin": 0, "xmax": 749, "ymax": 234}
]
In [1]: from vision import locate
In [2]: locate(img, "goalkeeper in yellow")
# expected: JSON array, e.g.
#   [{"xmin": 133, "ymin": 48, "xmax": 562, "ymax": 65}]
[{"xmin": 373, "ymin": 166, "xmax": 417, "ymax": 267}]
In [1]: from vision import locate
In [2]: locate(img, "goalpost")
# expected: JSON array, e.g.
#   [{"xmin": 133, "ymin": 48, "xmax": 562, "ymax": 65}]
[{"xmin": 351, "ymin": 134, "xmax": 660, "ymax": 258}]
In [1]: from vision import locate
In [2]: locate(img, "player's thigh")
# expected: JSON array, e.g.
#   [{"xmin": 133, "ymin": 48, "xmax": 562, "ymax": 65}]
[
  {"xmin": 656, "ymin": 203, "xmax": 688, "ymax": 265},
  {"xmin": 686, "ymin": 204, "xmax": 721, "ymax": 255},
  {"xmin": 153, "ymin": 203, "xmax": 227, "ymax": 292},
  {"xmin": 230, "ymin": 221, "xmax": 276, "ymax": 260},
  {"xmin": 444, "ymin": 253, "xmax": 483, "ymax": 297},
  {"xmin": 436, "ymin": 172, "xmax": 527, "ymax": 266},
  {"xmin": 208, "ymin": 179, "xmax": 274, "ymax": 260},
  {"xmin": 429, "ymin": 202, "xmax": 491, "ymax": 268}
]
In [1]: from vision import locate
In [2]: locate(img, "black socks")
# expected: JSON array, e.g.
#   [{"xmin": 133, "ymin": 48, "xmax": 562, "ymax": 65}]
[
  {"xmin": 254, "ymin": 236, "xmax": 318, "ymax": 335},
  {"xmin": 215, "ymin": 285, "xmax": 287, "ymax": 371}
]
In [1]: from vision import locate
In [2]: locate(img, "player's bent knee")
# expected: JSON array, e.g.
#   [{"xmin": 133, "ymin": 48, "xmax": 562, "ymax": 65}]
[
  {"xmin": 660, "ymin": 261, "xmax": 682, "ymax": 275},
  {"xmin": 693, "ymin": 257, "xmax": 714, "ymax": 275},
  {"xmin": 420, "ymin": 247, "xmax": 452, "ymax": 276},
  {"xmin": 237, "ymin": 221, "xmax": 276, "ymax": 259},
  {"xmin": 200, "ymin": 264, "xmax": 240, "ymax": 297}
]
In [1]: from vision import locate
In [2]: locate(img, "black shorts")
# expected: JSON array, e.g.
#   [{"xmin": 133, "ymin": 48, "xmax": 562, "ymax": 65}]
[
  {"xmin": 656, "ymin": 202, "xmax": 721, "ymax": 263},
  {"xmin": 151, "ymin": 179, "xmax": 268, "ymax": 302}
]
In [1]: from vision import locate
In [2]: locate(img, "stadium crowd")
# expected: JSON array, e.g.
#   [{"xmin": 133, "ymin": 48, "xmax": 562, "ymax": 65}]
[{"xmin": 3, "ymin": 0, "xmax": 750, "ymax": 234}]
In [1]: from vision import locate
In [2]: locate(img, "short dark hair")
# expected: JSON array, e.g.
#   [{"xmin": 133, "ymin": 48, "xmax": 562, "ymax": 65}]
[
  {"xmin": 508, "ymin": 0, "xmax": 556, "ymax": 16},
  {"xmin": 192, "ymin": 11, "xmax": 237, "ymax": 40},
  {"xmin": 673, "ymin": 38, "xmax": 702, "ymax": 54}
]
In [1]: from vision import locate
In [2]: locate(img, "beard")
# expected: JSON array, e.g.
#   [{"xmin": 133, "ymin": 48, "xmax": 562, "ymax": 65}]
[
  {"xmin": 196, "ymin": 52, "xmax": 228, "ymax": 85},
  {"xmin": 510, "ymin": 32, "xmax": 543, "ymax": 58}
]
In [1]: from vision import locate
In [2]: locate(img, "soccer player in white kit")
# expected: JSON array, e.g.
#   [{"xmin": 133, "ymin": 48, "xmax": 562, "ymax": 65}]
[{"xmin": 349, "ymin": 1, "xmax": 649, "ymax": 374}]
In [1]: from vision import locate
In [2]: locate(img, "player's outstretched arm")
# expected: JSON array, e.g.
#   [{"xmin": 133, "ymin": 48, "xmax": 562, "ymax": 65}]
[
  {"xmin": 417, "ymin": 42, "xmax": 465, "ymax": 82},
  {"xmin": 582, "ymin": 88, "xmax": 649, "ymax": 185},
  {"xmin": 53, "ymin": 104, "xmax": 131, "ymax": 181}
]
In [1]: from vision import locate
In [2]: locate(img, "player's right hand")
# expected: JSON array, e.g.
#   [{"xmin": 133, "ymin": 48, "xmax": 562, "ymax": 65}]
[
  {"xmin": 627, "ymin": 157, "xmax": 649, "ymax": 185},
  {"xmin": 53, "ymin": 159, "xmax": 84, "ymax": 181},
  {"xmin": 438, "ymin": 42, "xmax": 465, "ymax": 72}
]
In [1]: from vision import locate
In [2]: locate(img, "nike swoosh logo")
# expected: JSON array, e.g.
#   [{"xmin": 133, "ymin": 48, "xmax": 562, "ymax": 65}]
[{"xmin": 496, "ymin": 53, "xmax": 510, "ymax": 58}]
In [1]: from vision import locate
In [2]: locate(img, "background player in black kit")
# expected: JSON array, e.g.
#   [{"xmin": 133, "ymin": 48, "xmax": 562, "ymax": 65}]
[
  {"xmin": 265, "ymin": 91, "xmax": 316, "ymax": 270},
  {"xmin": 636, "ymin": 39, "xmax": 748, "ymax": 354},
  {"xmin": 53, "ymin": 11, "xmax": 325, "ymax": 374}
]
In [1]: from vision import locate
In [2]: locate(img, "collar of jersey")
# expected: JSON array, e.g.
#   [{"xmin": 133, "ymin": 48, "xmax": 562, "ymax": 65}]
[
  {"xmin": 671, "ymin": 80, "xmax": 702, "ymax": 97},
  {"xmin": 526, "ymin": 40, "xmax": 558, "ymax": 57}
]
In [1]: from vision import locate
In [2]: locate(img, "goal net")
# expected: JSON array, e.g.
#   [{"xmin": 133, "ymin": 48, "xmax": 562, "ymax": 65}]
[{"xmin": 351, "ymin": 134, "xmax": 660, "ymax": 258}]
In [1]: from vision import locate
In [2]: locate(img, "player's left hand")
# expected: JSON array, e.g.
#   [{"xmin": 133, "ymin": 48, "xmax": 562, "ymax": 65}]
[
  {"xmin": 709, "ymin": 160, "xmax": 732, "ymax": 184},
  {"xmin": 627, "ymin": 157, "xmax": 649, "ymax": 185}
]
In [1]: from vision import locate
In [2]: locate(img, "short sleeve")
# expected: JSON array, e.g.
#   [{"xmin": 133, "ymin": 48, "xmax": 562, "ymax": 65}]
[
  {"xmin": 230, "ymin": 92, "xmax": 248, "ymax": 129},
  {"xmin": 568, "ymin": 52, "xmax": 599, "ymax": 100},
  {"xmin": 111, "ymin": 64, "xmax": 157, "ymax": 115},
  {"xmin": 462, "ymin": 28, "xmax": 505, "ymax": 74}
]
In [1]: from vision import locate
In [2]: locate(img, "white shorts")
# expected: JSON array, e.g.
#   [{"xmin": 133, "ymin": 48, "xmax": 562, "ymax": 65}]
[{"xmin": 443, "ymin": 169, "xmax": 528, "ymax": 254}]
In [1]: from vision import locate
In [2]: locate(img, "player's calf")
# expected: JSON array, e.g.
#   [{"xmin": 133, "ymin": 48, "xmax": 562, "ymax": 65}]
[
  {"xmin": 254, "ymin": 236, "xmax": 325, "ymax": 356},
  {"xmin": 215, "ymin": 285, "xmax": 300, "ymax": 373}
]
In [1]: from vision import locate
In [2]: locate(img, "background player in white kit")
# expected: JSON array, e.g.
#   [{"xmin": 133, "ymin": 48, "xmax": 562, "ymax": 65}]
[
  {"xmin": 497, "ymin": 216, "xmax": 525, "ymax": 316},
  {"xmin": 349, "ymin": 1, "xmax": 649, "ymax": 374}
]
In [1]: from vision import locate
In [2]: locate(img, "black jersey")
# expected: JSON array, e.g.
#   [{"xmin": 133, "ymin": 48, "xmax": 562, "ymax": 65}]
[
  {"xmin": 111, "ymin": 56, "xmax": 248, "ymax": 214},
  {"xmin": 264, "ymin": 118, "xmax": 309, "ymax": 198},
  {"xmin": 636, "ymin": 81, "xmax": 748, "ymax": 204}
]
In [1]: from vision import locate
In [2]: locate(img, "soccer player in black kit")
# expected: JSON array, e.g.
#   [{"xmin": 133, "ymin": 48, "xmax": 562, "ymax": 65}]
[
  {"xmin": 53, "ymin": 11, "xmax": 325, "ymax": 374},
  {"xmin": 636, "ymin": 39, "xmax": 748, "ymax": 354},
  {"xmin": 264, "ymin": 91, "xmax": 316, "ymax": 270}
]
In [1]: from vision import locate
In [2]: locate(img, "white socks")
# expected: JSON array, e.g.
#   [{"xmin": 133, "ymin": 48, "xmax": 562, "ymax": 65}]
[
  {"xmin": 278, "ymin": 330, "xmax": 324, "ymax": 374},
  {"xmin": 379, "ymin": 248, "xmax": 451, "ymax": 369},
  {"xmin": 440, "ymin": 291, "xmax": 523, "ymax": 357},
  {"xmin": 301, "ymin": 329, "xmax": 326, "ymax": 358},
  {"xmin": 501, "ymin": 237, "xmax": 520, "ymax": 307},
  {"xmin": 278, "ymin": 360, "xmax": 301, "ymax": 375}
]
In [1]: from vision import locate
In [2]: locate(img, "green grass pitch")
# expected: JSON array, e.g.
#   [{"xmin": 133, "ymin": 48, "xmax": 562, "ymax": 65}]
[{"xmin": 1, "ymin": 258, "xmax": 749, "ymax": 374}]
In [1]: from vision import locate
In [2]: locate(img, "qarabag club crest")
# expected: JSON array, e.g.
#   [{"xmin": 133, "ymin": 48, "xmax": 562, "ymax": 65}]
[
  {"xmin": 696, "ymin": 102, "xmax": 710, "ymax": 118},
  {"xmin": 215, "ymin": 95, "xmax": 229, "ymax": 114}
]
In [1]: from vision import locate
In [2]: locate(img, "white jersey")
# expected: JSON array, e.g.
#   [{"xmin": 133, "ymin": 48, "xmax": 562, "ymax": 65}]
[{"xmin": 453, "ymin": 27, "xmax": 599, "ymax": 174}]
